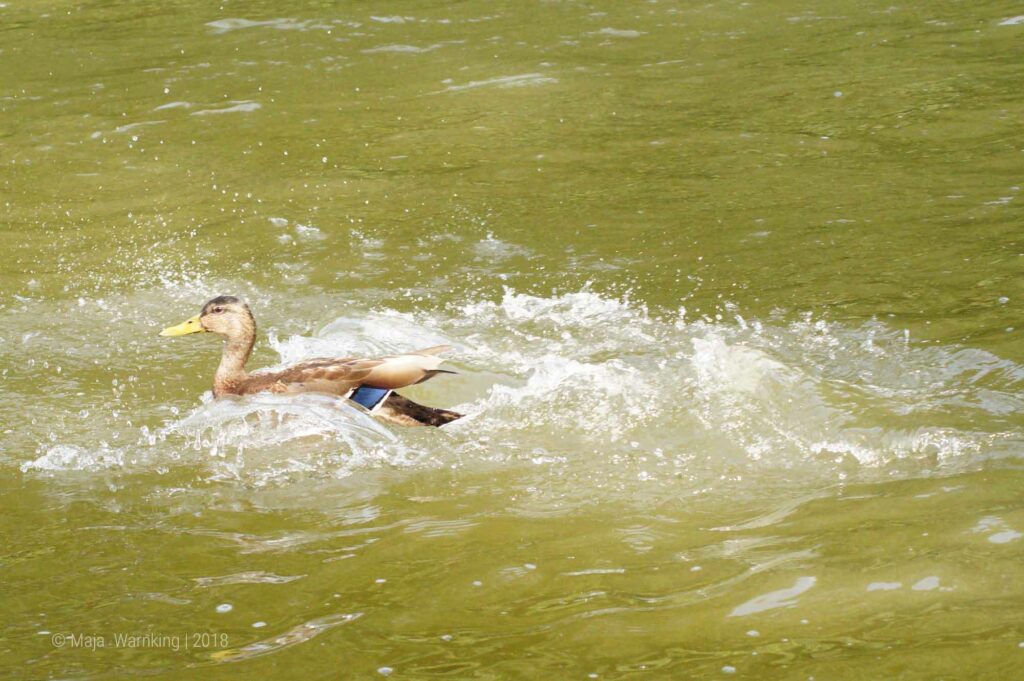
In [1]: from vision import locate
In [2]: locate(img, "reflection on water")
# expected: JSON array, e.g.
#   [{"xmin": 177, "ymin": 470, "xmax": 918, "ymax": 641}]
[
  {"xmin": 2, "ymin": 0, "xmax": 1024, "ymax": 678},
  {"xmin": 212, "ymin": 612, "xmax": 363, "ymax": 663},
  {"xmin": 730, "ymin": 576, "xmax": 817, "ymax": 617}
]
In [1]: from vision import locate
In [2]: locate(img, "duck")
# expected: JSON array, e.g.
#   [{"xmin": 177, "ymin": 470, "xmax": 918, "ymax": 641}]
[{"xmin": 159, "ymin": 295, "xmax": 461, "ymax": 427}]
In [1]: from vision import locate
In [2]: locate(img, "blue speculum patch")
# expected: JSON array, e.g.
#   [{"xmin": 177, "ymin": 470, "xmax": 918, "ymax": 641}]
[{"xmin": 349, "ymin": 385, "xmax": 391, "ymax": 411}]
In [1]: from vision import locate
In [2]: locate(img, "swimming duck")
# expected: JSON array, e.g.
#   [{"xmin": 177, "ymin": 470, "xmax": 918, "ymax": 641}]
[{"xmin": 160, "ymin": 296, "xmax": 461, "ymax": 427}]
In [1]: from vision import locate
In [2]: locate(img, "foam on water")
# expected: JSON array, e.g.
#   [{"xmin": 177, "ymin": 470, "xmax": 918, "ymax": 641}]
[
  {"xmin": 164, "ymin": 392, "xmax": 396, "ymax": 451},
  {"xmin": 269, "ymin": 310, "xmax": 454, "ymax": 365},
  {"xmin": 434, "ymin": 289, "xmax": 1022, "ymax": 477},
  {"xmin": 156, "ymin": 392, "xmax": 419, "ymax": 484},
  {"xmin": 20, "ymin": 443, "xmax": 125, "ymax": 473},
  {"xmin": 13, "ymin": 287, "xmax": 1024, "ymax": 494}
]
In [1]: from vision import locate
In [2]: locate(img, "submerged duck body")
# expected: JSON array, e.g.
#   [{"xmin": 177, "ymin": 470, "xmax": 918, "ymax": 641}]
[{"xmin": 160, "ymin": 296, "xmax": 461, "ymax": 426}]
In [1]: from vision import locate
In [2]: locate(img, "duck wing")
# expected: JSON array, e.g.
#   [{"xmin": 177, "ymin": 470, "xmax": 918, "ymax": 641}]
[
  {"xmin": 359, "ymin": 346, "xmax": 454, "ymax": 389},
  {"xmin": 246, "ymin": 346, "xmax": 454, "ymax": 395}
]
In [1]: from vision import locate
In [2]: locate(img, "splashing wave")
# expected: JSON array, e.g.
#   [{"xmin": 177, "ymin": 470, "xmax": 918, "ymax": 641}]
[{"xmin": 21, "ymin": 288, "xmax": 1024, "ymax": 492}]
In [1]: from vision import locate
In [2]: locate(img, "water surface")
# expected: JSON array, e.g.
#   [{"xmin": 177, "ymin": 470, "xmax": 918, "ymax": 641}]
[{"xmin": 2, "ymin": 0, "xmax": 1023, "ymax": 678}]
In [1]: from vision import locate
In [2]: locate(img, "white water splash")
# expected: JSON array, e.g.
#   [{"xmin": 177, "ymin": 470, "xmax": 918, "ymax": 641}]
[
  {"xmin": 161, "ymin": 392, "xmax": 402, "ymax": 466},
  {"xmin": 17, "ymin": 288, "xmax": 1024, "ymax": 490},
  {"xmin": 44, "ymin": 390, "xmax": 412, "ymax": 484},
  {"xmin": 268, "ymin": 311, "xmax": 454, "ymax": 366},
  {"xmin": 436, "ymin": 289, "xmax": 1024, "ymax": 475},
  {"xmin": 20, "ymin": 443, "xmax": 125, "ymax": 473}
]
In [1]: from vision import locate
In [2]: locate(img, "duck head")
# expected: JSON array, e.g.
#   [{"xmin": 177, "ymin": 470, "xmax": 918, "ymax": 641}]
[{"xmin": 159, "ymin": 295, "xmax": 256, "ymax": 343}]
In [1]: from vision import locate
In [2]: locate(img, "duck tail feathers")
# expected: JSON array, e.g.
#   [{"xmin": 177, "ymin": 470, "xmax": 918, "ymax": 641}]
[{"xmin": 415, "ymin": 369, "xmax": 457, "ymax": 384}]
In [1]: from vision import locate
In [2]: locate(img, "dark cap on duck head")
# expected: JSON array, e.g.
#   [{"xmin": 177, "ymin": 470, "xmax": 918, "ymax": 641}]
[{"xmin": 201, "ymin": 295, "xmax": 245, "ymax": 315}]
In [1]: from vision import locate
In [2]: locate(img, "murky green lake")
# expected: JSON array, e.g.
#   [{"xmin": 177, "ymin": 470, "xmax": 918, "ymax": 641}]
[{"xmin": 2, "ymin": 0, "xmax": 1023, "ymax": 678}]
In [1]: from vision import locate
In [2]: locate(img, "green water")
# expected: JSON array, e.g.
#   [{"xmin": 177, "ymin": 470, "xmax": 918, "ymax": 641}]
[{"xmin": 2, "ymin": 0, "xmax": 1023, "ymax": 678}]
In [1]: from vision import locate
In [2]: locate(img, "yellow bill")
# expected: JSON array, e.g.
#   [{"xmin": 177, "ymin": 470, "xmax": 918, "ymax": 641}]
[{"xmin": 159, "ymin": 314, "xmax": 205, "ymax": 337}]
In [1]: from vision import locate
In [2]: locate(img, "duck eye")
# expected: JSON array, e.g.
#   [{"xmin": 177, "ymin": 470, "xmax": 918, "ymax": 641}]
[{"xmin": 213, "ymin": 306, "xmax": 224, "ymax": 313}]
